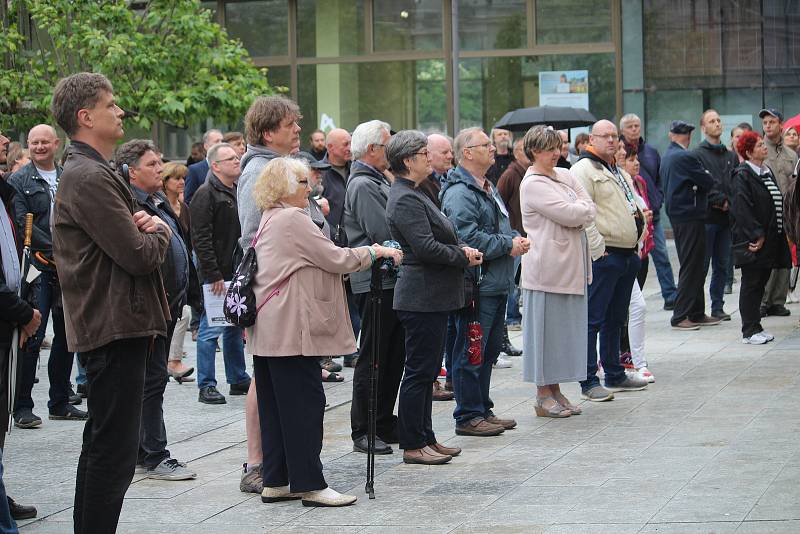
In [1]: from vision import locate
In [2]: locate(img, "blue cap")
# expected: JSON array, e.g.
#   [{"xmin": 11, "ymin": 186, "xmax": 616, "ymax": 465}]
[{"xmin": 759, "ymin": 108, "xmax": 783, "ymax": 122}]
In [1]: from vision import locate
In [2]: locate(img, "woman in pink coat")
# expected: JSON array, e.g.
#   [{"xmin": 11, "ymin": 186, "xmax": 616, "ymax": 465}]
[
  {"xmin": 519, "ymin": 126, "xmax": 596, "ymax": 418},
  {"xmin": 247, "ymin": 157, "xmax": 401, "ymax": 507}
]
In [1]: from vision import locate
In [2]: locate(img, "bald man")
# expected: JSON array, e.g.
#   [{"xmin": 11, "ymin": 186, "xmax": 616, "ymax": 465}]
[
  {"xmin": 321, "ymin": 128, "xmax": 353, "ymax": 241},
  {"xmin": 9, "ymin": 124, "xmax": 88, "ymax": 428},
  {"xmin": 418, "ymin": 133, "xmax": 453, "ymax": 208}
]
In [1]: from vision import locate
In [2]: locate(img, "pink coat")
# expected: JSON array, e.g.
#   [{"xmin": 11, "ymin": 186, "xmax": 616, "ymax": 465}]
[
  {"xmin": 246, "ymin": 204, "xmax": 372, "ymax": 357},
  {"xmin": 520, "ymin": 167, "xmax": 596, "ymax": 295}
]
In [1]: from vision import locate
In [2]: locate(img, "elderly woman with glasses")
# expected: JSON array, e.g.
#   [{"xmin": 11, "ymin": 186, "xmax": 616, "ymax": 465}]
[
  {"xmin": 385, "ymin": 130, "xmax": 483, "ymax": 465},
  {"xmin": 247, "ymin": 157, "xmax": 402, "ymax": 507}
]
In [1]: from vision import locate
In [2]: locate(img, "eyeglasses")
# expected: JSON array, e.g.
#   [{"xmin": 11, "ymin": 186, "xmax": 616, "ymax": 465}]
[
  {"xmin": 593, "ymin": 134, "xmax": 618, "ymax": 142},
  {"xmin": 372, "ymin": 143, "xmax": 386, "ymax": 150},
  {"xmin": 414, "ymin": 150, "xmax": 429, "ymax": 157},
  {"xmin": 298, "ymin": 179, "xmax": 310, "ymax": 187},
  {"xmin": 466, "ymin": 142, "xmax": 493, "ymax": 150},
  {"xmin": 215, "ymin": 155, "xmax": 240, "ymax": 163}
]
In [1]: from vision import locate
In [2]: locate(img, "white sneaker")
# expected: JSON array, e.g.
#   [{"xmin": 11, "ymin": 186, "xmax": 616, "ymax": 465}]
[
  {"xmin": 636, "ymin": 367, "xmax": 655, "ymax": 383},
  {"xmin": 493, "ymin": 356, "xmax": 513, "ymax": 369},
  {"xmin": 760, "ymin": 330, "xmax": 775, "ymax": 342},
  {"xmin": 742, "ymin": 332, "xmax": 769, "ymax": 345}
]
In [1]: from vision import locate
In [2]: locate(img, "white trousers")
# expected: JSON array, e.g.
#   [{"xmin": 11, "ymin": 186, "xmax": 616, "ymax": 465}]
[{"xmin": 628, "ymin": 281, "xmax": 647, "ymax": 368}]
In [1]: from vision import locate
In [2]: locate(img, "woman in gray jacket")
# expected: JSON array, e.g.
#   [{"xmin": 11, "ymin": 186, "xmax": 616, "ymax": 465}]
[{"xmin": 386, "ymin": 130, "xmax": 483, "ymax": 465}]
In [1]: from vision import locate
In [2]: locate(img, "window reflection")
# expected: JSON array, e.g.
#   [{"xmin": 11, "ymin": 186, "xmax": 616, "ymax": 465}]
[
  {"xmin": 373, "ymin": 0, "xmax": 443, "ymax": 52},
  {"xmin": 297, "ymin": 0, "xmax": 365, "ymax": 57},
  {"xmin": 536, "ymin": 0, "xmax": 612, "ymax": 44},
  {"xmin": 458, "ymin": 0, "xmax": 526, "ymax": 51},
  {"xmin": 225, "ymin": 0, "xmax": 288, "ymax": 57}
]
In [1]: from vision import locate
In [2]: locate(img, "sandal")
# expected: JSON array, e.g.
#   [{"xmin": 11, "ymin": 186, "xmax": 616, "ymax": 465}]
[
  {"xmin": 554, "ymin": 393, "xmax": 582, "ymax": 415},
  {"xmin": 321, "ymin": 371, "xmax": 344, "ymax": 383},
  {"xmin": 168, "ymin": 367, "xmax": 195, "ymax": 384},
  {"xmin": 534, "ymin": 396, "xmax": 571, "ymax": 418}
]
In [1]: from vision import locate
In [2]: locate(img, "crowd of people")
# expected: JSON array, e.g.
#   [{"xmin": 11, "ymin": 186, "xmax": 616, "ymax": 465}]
[{"xmin": 0, "ymin": 70, "xmax": 798, "ymax": 532}]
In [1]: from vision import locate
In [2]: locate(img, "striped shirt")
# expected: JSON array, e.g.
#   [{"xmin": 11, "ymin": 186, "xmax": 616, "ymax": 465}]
[{"xmin": 748, "ymin": 161, "xmax": 783, "ymax": 233}]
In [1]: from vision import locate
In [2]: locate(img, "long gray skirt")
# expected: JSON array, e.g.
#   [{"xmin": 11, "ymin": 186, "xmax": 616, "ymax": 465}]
[{"xmin": 521, "ymin": 289, "xmax": 587, "ymax": 386}]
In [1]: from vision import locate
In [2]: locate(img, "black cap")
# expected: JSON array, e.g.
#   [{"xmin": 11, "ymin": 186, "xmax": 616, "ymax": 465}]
[
  {"xmin": 759, "ymin": 108, "xmax": 783, "ymax": 122},
  {"xmin": 294, "ymin": 151, "xmax": 331, "ymax": 170},
  {"xmin": 670, "ymin": 120, "xmax": 695, "ymax": 134}
]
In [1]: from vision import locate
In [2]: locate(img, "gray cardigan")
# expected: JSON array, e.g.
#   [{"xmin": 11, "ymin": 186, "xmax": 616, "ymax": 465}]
[{"xmin": 387, "ymin": 177, "xmax": 469, "ymax": 312}]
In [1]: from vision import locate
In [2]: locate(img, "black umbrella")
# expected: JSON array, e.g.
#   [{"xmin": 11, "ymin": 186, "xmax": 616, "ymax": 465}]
[{"xmin": 493, "ymin": 105, "xmax": 597, "ymax": 132}]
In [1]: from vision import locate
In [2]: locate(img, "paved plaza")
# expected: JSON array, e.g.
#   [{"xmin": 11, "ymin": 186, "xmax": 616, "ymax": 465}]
[{"xmin": 6, "ymin": 266, "xmax": 800, "ymax": 533}]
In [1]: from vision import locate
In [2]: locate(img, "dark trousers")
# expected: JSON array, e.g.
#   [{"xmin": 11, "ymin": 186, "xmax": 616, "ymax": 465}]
[
  {"xmin": 581, "ymin": 251, "xmax": 640, "ymax": 391},
  {"xmin": 396, "ymin": 310, "xmax": 448, "ymax": 450},
  {"xmin": 74, "ymin": 337, "xmax": 149, "ymax": 534},
  {"xmin": 254, "ymin": 356, "xmax": 327, "ymax": 493},
  {"xmin": 671, "ymin": 220, "xmax": 708, "ymax": 325},
  {"xmin": 350, "ymin": 289, "xmax": 405, "ymax": 441},
  {"xmin": 452, "ymin": 294, "xmax": 506, "ymax": 426},
  {"xmin": 138, "ymin": 318, "xmax": 177, "ymax": 469},
  {"xmin": 703, "ymin": 223, "xmax": 731, "ymax": 313},
  {"xmin": 740, "ymin": 265, "xmax": 772, "ymax": 337},
  {"xmin": 444, "ymin": 314, "xmax": 457, "ymax": 381}
]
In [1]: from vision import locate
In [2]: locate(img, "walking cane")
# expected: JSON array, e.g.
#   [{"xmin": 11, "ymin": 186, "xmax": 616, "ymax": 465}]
[
  {"xmin": 365, "ymin": 260, "xmax": 383, "ymax": 499},
  {"xmin": 8, "ymin": 214, "xmax": 34, "ymax": 431}
]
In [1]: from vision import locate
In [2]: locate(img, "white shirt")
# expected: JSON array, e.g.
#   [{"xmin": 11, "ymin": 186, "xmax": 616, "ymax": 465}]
[{"xmin": 36, "ymin": 167, "xmax": 58, "ymax": 202}]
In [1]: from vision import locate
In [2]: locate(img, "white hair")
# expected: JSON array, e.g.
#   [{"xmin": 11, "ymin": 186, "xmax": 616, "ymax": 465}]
[
  {"xmin": 619, "ymin": 113, "xmax": 641, "ymax": 130},
  {"xmin": 351, "ymin": 120, "xmax": 391, "ymax": 160}
]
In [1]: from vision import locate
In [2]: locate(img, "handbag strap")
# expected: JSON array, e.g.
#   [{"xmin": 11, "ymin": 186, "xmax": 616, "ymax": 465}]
[{"xmin": 251, "ymin": 215, "xmax": 271, "ymax": 247}]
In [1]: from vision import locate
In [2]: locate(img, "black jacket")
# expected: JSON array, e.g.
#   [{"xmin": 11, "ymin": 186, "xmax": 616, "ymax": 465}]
[
  {"xmin": 320, "ymin": 157, "xmax": 351, "ymax": 246},
  {"xmin": 7, "ymin": 161, "xmax": 62, "ymax": 271},
  {"xmin": 189, "ymin": 173, "xmax": 241, "ymax": 283},
  {"xmin": 663, "ymin": 142, "xmax": 715, "ymax": 224},
  {"xmin": 729, "ymin": 162, "xmax": 791, "ymax": 269},
  {"xmin": 132, "ymin": 187, "xmax": 201, "ymax": 314},
  {"xmin": 693, "ymin": 140, "xmax": 738, "ymax": 226},
  {"xmin": 387, "ymin": 177, "xmax": 469, "ymax": 312},
  {"xmin": 0, "ymin": 179, "xmax": 34, "ymax": 350}
]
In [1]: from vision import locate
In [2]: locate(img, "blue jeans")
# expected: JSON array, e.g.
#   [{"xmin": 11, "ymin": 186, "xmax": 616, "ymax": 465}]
[
  {"xmin": 650, "ymin": 219, "xmax": 677, "ymax": 303},
  {"xmin": 451, "ymin": 294, "xmax": 506, "ymax": 426},
  {"xmin": 506, "ymin": 256, "xmax": 522, "ymax": 325},
  {"xmin": 0, "ymin": 450, "xmax": 18, "ymax": 533},
  {"xmin": 581, "ymin": 252, "xmax": 641, "ymax": 391},
  {"xmin": 704, "ymin": 223, "xmax": 731, "ymax": 313},
  {"xmin": 75, "ymin": 355, "xmax": 86, "ymax": 385},
  {"xmin": 196, "ymin": 311, "xmax": 249, "ymax": 389}
]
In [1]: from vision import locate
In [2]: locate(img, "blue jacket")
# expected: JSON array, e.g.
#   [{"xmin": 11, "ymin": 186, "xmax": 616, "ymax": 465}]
[
  {"xmin": 632, "ymin": 138, "xmax": 663, "ymax": 218},
  {"xmin": 662, "ymin": 142, "xmax": 715, "ymax": 224},
  {"xmin": 183, "ymin": 159, "xmax": 209, "ymax": 206},
  {"xmin": 440, "ymin": 165, "xmax": 516, "ymax": 296}
]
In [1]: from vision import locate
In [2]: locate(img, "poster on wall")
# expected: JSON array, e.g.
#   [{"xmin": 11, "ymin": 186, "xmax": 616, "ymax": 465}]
[{"xmin": 539, "ymin": 70, "xmax": 589, "ymax": 110}]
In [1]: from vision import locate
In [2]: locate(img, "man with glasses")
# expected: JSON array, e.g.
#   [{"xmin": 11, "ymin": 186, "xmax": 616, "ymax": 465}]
[
  {"xmin": 190, "ymin": 142, "xmax": 250, "ymax": 405},
  {"xmin": 344, "ymin": 120, "xmax": 407, "ymax": 455},
  {"xmin": 571, "ymin": 120, "xmax": 649, "ymax": 402},
  {"xmin": 440, "ymin": 127, "xmax": 528, "ymax": 437}
]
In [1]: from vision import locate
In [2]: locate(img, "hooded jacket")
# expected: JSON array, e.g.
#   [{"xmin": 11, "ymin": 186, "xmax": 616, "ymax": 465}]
[
  {"xmin": 238, "ymin": 144, "xmax": 283, "ymax": 250},
  {"xmin": 693, "ymin": 140, "xmax": 738, "ymax": 226},
  {"xmin": 439, "ymin": 165, "xmax": 516, "ymax": 296},
  {"xmin": 662, "ymin": 142, "xmax": 715, "ymax": 224}
]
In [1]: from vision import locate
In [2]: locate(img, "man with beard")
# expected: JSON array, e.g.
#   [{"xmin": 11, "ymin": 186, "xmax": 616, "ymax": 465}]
[{"xmin": 486, "ymin": 128, "xmax": 514, "ymax": 185}]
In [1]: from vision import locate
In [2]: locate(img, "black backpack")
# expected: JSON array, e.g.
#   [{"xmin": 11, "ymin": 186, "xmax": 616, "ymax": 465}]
[{"xmin": 224, "ymin": 219, "xmax": 269, "ymax": 327}]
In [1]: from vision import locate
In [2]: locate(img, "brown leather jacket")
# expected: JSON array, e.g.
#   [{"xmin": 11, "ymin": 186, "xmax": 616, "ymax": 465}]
[{"xmin": 53, "ymin": 141, "xmax": 170, "ymax": 353}]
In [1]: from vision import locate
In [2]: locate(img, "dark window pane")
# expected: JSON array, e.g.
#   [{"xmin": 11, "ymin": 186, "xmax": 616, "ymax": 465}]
[
  {"xmin": 458, "ymin": 54, "xmax": 615, "ymax": 131},
  {"xmin": 298, "ymin": 60, "xmax": 447, "ymax": 135},
  {"xmin": 225, "ymin": 0, "xmax": 288, "ymax": 57},
  {"xmin": 458, "ymin": 0, "xmax": 527, "ymax": 51},
  {"xmin": 297, "ymin": 0, "xmax": 365, "ymax": 57},
  {"xmin": 373, "ymin": 0, "xmax": 443, "ymax": 52},
  {"xmin": 266, "ymin": 65, "xmax": 291, "ymax": 92},
  {"xmin": 200, "ymin": 1, "xmax": 218, "ymax": 22},
  {"xmin": 536, "ymin": 0, "xmax": 612, "ymax": 44}
]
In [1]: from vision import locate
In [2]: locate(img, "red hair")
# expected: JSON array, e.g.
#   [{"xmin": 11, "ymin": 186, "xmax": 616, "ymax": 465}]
[{"xmin": 736, "ymin": 130, "xmax": 761, "ymax": 161}]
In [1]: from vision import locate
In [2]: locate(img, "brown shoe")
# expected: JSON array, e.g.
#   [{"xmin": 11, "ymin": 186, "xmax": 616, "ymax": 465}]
[
  {"xmin": 403, "ymin": 446, "xmax": 452, "ymax": 465},
  {"xmin": 455, "ymin": 417, "xmax": 505, "ymax": 437},
  {"xmin": 695, "ymin": 315, "xmax": 722, "ymax": 326},
  {"xmin": 486, "ymin": 414, "xmax": 517, "ymax": 430},
  {"xmin": 430, "ymin": 442, "xmax": 461, "ymax": 457},
  {"xmin": 671, "ymin": 318, "xmax": 700, "ymax": 331},
  {"xmin": 444, "ymin": 380, "xmax": 453, "ymax": 392},
  {"xmin": 432, "ymin": 381, "xmax": 454, "ymax": 401}
]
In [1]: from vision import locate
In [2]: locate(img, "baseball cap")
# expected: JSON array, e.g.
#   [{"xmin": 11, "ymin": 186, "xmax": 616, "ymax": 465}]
[{"xmin": 758, "ymin": 108, "xmax": 783, "ymax": 122}]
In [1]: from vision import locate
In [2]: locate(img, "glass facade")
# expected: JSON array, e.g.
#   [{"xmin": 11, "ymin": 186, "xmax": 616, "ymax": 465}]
[{"xmin": 153, "ymin": 1, "xmax": 798, "ymax": 162}]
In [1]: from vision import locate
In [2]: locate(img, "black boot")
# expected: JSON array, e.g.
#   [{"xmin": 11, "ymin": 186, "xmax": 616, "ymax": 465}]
[
  {"xmin": 501, "ymin": 325, "xmax": 522, "ymax": 356},
  {"xmin": 7, "ymin": 496, "xmax": 37, "ymax": 520}
]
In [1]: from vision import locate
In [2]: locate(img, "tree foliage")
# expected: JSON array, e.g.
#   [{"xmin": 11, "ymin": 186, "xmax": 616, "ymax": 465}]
[{"xmin": 0, "ymin": 0, "xmax": 273, "ymax": 132}]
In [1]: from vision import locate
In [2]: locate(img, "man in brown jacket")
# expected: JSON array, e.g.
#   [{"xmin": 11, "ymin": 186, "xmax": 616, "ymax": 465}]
[{"xmin": 51, "ymin": 73, "xmax": 172, "ymax": 534}]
